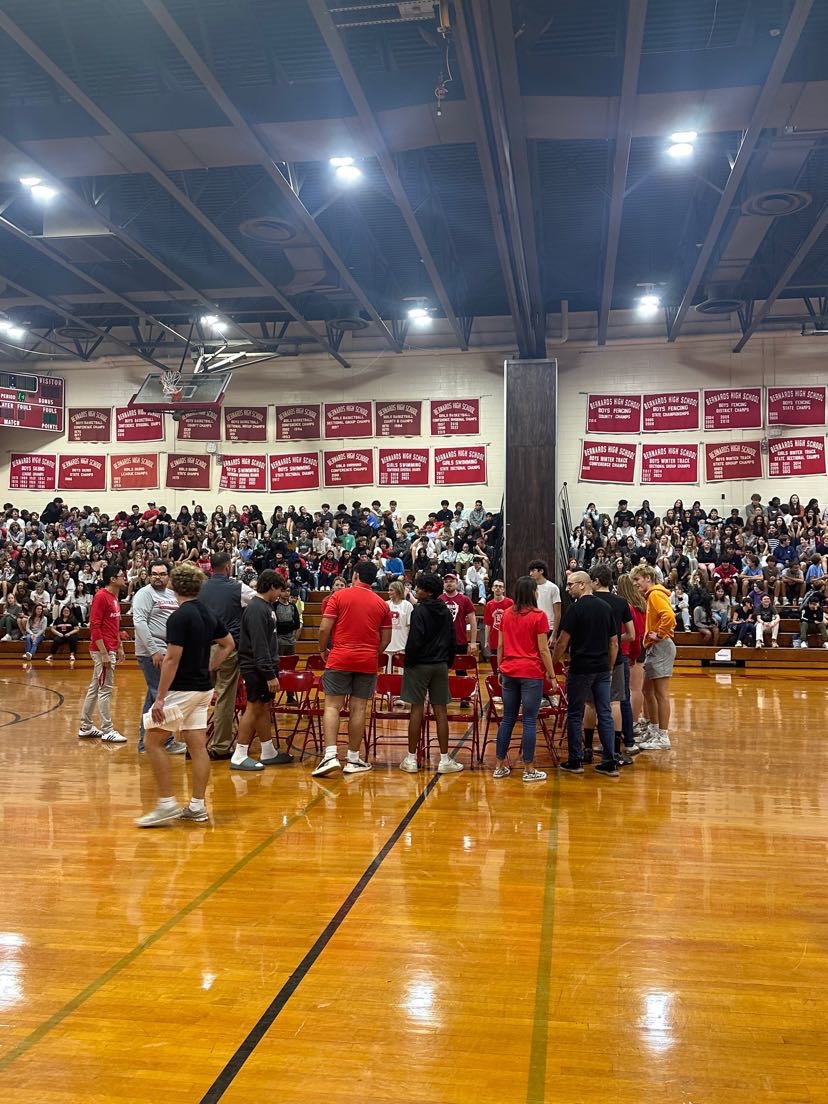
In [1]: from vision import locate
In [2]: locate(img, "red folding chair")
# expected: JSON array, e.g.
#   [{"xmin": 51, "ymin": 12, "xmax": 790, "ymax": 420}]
[
  {"xmin": 480, "ymin": 672, "xmax": 503, "ymax": 761},
  {"xmin": 451, "ymin": 653, "xmax": 483, "ymax": 712},
  {"xmin": 367, "ymin": 673, "xmax": 417, "ymax": 762},
  {"xmin": 424, "ymin": 675, "xmax": 480, "ymax": 765},
  {"xmin": 294, "ymin": 672, "xmax": 326, "ymax": 760},
  {"xmin": 278, "ymin": 654, "xmax": 300, "ymax": 671},
  {"xmin": 305, "ymin": 653, "xmax": 326, "ymax": 673},
  {"xmin": 543, "ymin": 662, "xmax": 570, "ymax": 752},
  {"xmin": 270, "ymin": 670, "xmax": 316, "ymax": 752}
]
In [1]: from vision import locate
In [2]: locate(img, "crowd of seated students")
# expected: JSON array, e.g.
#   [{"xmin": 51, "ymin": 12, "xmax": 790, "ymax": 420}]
[
  {"xmin": 0, "ymin": 494, "xmax": 503, "ymax": 652},
  {"xmin": 567, "ymin": 493, "xmax": 828, "ymax": 650}
]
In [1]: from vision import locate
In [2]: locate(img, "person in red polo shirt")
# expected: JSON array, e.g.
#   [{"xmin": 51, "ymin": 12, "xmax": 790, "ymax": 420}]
[{"xmin": 313, "ymin": 561, "xmax": 392, "ymax": 776}]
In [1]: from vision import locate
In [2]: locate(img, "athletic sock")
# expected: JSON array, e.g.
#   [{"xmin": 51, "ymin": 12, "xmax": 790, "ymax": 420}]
[
  {"xmin": 231, "ymin": 743, "xmax": 250, "ymax": 765},
  {"xmin": 158, "ymin": 796, "xmax": 178, "ymax": 809},
  {"xmin": 188, "ymin": 798, "xmax": 205, "ymax": 812},
  {"xmin": 440, "ymin": 752, "xmax": 451, "ymax": 765},
  {"xmin": 260, "ymin": 739, "xmax": 276, "ymax": 759},
  {"xmin": 324, "ymin": 744, "xmax": 338, "ymax": 760},
  {"xmin": 584, "ymin": 726, "xmax": 595, "ymax": 751},
  {"xmin": 346, "ymin": 749, "xmax": 360, "ymax": 764}
]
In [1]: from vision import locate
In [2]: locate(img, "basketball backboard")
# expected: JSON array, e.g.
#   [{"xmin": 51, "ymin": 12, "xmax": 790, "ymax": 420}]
[{"xmin": 129, "ymin": 372, "xmax": 231, "ymax": 411}]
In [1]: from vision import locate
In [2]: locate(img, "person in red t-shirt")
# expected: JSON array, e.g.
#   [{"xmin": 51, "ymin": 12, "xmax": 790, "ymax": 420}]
[
  {"xmin": 314, "ymin": 562, "xmax": 392, "ymax": 777},
  {"xmin": 484, "ymin": 580, "xmax": 513, "ymax": 675},
  {"xmin": 493, "ymin": 576, "xmax": 555, "ymax": 783},
  {"xmin": 78, "ymin": 564, "xmax": 127, "ymax": 743}
]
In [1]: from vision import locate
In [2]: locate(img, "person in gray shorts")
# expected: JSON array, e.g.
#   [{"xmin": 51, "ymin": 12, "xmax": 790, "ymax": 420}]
[{"xmin": 399, "ymin": 573, "xmax": 464, "ymax": 775}]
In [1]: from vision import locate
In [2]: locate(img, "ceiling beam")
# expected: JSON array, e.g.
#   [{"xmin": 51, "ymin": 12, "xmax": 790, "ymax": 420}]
[
  {"xmin": 733, "ymin": 202, "xmax": 828, "ymax": 351},
  {"xmin": 452, "ymin": 0, "xmax": 546, "ymax": 359},
  {"xmin": 0, "ymin": 10, "xmax": 350, "ymax": 369},
  {"xmin": 140, "ymin": 0, "xmax": 401, "ymax": 355},
  {"xmin": 667, "ymin": 0, "xmax": 814, "ymax": 342},
  {"xmin": 597, "ymin": 0, "xmax": 648, "ymax": 346},
  {"xmin": 306, "ymin": 0, "xmax": 468, "ymax": 351}
]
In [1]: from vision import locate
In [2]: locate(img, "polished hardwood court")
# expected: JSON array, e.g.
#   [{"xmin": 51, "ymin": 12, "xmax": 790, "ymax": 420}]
[{"xmin": 0, "ymin": 666, "xmax": 826, "ymax": 1103}]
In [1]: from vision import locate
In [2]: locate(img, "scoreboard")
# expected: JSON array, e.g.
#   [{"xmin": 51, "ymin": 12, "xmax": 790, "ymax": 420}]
[{"xmin": 0, "ymin": 372, "xmax": 65, "ymax": 432}]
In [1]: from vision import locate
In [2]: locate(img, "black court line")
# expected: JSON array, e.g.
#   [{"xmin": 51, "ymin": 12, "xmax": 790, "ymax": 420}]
[
  {"xmin": 0, "ymin": 683, "xmax": 64, "ymax": 728},
  {"xmin": 199, "ymin": 729, "xmax": 471, "ymax": 1104}
]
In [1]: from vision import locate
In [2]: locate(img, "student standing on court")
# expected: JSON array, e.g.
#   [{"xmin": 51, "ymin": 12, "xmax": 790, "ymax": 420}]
[
  {"xmin": 231, "ymin": 571, "xmax": 293, "ymax": 772},
  {"xmin": 439, "ymin": 572, "xmax": 478, "ymax": 705},
  {"xmin": 132, "ymin": 559, "xmax": 184, "ymax": 754},
  {"xmin": 484, "ymin": 579, "xmax": 513, "ymax": 674},
  {"xmin": 385, "ymin": 579, "xmax": 413, "ymax": 670},
  {"xmin": 78, "ymin": 564, "xmax": 128, "ymax": 743},
  {"xmin": 630, "ymin": 563, "xmax": 676, "ymax": 751},
  {"xmin": 492, "ymin": 576, "xmax": 555, "ymax": 783},
  {"xmin": 199, "ymin": 551, "xmax": 255, "ymax": 760},
  {"xmin": 528, "ymin": 560, "xmax": 562, "ymax": 639},
  {"xmin": 553, "ymin": 570, "xmax": 619, "ymax": 777},
  {"xmin": 136, "ymin": 562, "xmax": 235, "ymax": 827},
  {"xmin": 313, "ymin": 561, "xmax": 392, "ymax": 777},
  {"xmin": 584, "ymin": 564, "xmax": 636, "ymax": 766},
  {"xmin": 399, "ymin": 572, "xmax": 463, "ymax": 775}
]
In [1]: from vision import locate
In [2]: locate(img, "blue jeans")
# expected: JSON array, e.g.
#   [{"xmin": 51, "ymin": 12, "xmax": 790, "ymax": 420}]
[
  {"xmin": 619, "ymin": 655, "xmax": 634, "ymax": 748},
  {"xmin": 24, "ymin": 631, "xmax": 45, "ymax": 657},
  {"xmin": 495, "ymin": 676, "xmax": 543, "ymax": 763},
  {"xmin": 566, "ymin": 670, "xmax": 614, "ymax": 765}
]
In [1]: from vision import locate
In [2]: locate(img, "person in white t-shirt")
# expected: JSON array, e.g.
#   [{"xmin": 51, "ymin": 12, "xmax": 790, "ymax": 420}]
[
  {"xmin": 528, "ymin": 559, "xmax": 562, "ymax": 639},
  {"xmin": 385, "ymin": 579, "xmax": 414, "ymax": 670}
]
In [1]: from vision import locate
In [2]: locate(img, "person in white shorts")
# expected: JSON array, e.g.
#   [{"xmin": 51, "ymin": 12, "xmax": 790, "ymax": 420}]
[{"xmin": 135, "ymin": 562, "xmax": 234, "ymax": 828}]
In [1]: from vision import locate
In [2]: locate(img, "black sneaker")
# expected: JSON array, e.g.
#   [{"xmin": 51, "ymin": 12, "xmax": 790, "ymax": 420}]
[
  {"xmin": 595, "ymin": 761, "xmax": 620, "ymax": 778},
  {"xmin": 582, "ymin": 748, "xmax": 594, "ymax": 764},
  {"xmin": 615, "ymin": 751, "xmax": 634, "ymax": 767},
  {"xmin": 559, "ymin": 760, "xmax": 585, "ymax": 775}
]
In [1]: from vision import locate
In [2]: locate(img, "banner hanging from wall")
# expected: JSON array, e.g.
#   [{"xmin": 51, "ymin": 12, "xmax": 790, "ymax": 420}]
[
  {"xmin": 378, "ymin": 448, "xmax": 429, "ymax": 486},
  {"xmin": 165, "ymin": 453, "xmax": 211, "ymax": 490},
  {"xmin": 175, "ymin": 408, "xmax": 221, "ymax": 441},
  {"xmin": 57, "ymin": 455, "xmax": 106, "ymax": 491},
  {"xmin": 223, "ymin": 406, "xmax": 268, "ymax": 442},
  {"xmin": 219, "ymin": 455, "xmax": 267, "ymax": 492},
  {"xmin": 766, "ymin": 387, "xmax": 826, "ymax": 427},
  {"xmin": 704, "ymin": 440, "xmax": 763, "ymax": 482},
  {"xmin": 375, "ymin": 400, "xmax": 422, "ymax": 436},
  {"xmin": 702, "ymin": 388, "xmax": 763, "ymax": 430},
  {"xmin": 269, "ymin": 452, "xmax": 320, "ymax": 492},
  {"xmin": 9, "ymin": 453, "xmax": 56, "ymax": 491},
  {"xmin": 68, "ymin": 407, "xmax": 112, "ymax": 442},
  {"xmin": 323, "ymin": 449, "xmax": 374, "ymax": 486},
  {"xmin": 585, "ymin": 394, "xmax": 641, "ymax": 434},
  {"xmin": 115, "ymin": 407, "xmax": 164, "ymax": 442},
  {"xmin": 110, "ymin": 454, "xmax": 158, "ymax": 491},
  {"xmin": 767, "ymin": 436, "xmax": 826, "ymax": 477},
  {"xmin": 430, "ymin": 398, "xmax": 480, "ymax": 435},
  {"xmin": 434, "ymin": 445, "xmax": 487, "ymax": 485},
  {"xmin": 324, "ymin": 402, "xmax": 373, "ymax": 438},
  {"xmin": 642, "ymin": 391, "xmax": 700, "ymax": 432},
  {"xmin": 578, "ymin": 440, "xmax": 637, "ymax": 484},
  {"xmin": 275, "ymin": 404, "xmax": 321, "ymax": 441},
  {"xmin": 641, "ymin": 443, "xmax": 699, "ymax": 484}
]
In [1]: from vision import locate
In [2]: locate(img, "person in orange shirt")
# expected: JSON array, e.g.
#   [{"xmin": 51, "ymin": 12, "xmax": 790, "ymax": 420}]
[{"xmin": 630, "ymin": 564, "xmax": 676, "ymax": 751}]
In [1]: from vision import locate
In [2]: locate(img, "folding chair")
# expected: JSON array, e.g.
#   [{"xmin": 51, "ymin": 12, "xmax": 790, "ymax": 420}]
[
  {"xmin": 480, "ymin": 672, "xmax": 503, "ymax": 761},
  {"xmin": 451, "ymin": 653, "xmax": 483, "ymax": 712},
  {"xmin": 543, "ymin": 662, "xmax": 570, "ymax": 752},
  {"xmin": 304, "ymin": 653, "xmax": 326, "ymax": 673},
  {"xmin": 424, "ymin": 675, "xmax": 480, "ymax": 766},
  {"xmin": 367, "ymin": 673, "xmax": 417, "ymax": 762},
  {"xmin": 278, "ymin": 654, "xmax": 300, "ymax": 671},
  {"xmin": 270, "ymin": 670, "xmax": 316, "ymax": 752},
  {"xmin": 294, "ymin": 673, "xmax": 326, "ymax": 760}
]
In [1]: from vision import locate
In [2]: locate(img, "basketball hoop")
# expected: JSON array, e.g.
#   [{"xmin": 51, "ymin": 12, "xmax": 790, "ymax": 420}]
[{"xmin": 160, "ymin": 368, "xmax": 183, "ymax": 403}]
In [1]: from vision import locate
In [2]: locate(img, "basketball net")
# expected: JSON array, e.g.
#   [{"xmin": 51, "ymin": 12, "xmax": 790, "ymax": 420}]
[{"xmin": 160, "ymin": 368, "xmax": 183, "ymax": 402}]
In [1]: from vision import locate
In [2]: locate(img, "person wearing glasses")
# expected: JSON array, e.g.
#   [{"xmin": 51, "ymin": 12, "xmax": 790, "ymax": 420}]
[
  {"xmin": 132, "ymin": 559, "xmax": 185, "ymax": 754},
  {"xmin": 78, "ymin": 564, "xmax": 128, "ymax": 744}
]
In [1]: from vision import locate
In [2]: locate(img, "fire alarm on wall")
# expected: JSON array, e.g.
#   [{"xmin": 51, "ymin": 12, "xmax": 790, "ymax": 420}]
[{"xmin": 206, "ymin": 441, "xmax": 218, "ymax": 455}]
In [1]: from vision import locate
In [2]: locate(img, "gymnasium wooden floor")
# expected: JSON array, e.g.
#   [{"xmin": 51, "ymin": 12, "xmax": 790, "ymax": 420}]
[{"xmin": 0, "ymin": 667, "xmax": 826, "ymax": 1104}]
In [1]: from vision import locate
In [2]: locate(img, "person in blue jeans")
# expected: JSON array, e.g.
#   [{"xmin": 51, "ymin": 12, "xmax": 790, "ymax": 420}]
[
  {"xmin": 492, "ymin": 576, "xmax": 555, "ymax": 783},
  {"xmin": 132, "ymin": 561, "xmax": 184, "ymax": 754},
  {"xmin": 553, "ymin": 571, "xmax": 619, "ymax": 778}
]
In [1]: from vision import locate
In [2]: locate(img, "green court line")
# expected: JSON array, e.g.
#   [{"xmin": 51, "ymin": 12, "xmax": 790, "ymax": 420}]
[
  {"xmin": 525, "ymin": 773, "xmax": 562, "ymax": 1104},
  {"xmin": 0, "ymin": 789, "xmax": 330, "ymax": 1073}
]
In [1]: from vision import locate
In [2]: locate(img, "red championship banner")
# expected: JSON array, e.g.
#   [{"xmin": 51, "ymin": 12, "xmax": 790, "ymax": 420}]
[
  {"xmin": 175, "ymin": 408, "xmax": 221, "ymax": 441},
  {"xmin": 275, "ymin": 404, "xmax": 321, "ymax": 441},
  {"xmin": 57, "ymin": 454, "xmax": 106, "ymax": 491},
  {"xmin": 704, "ymin": 440, "xmax": 763, "ymax": 482},
  {"xmin": 219, "ymin": 455, "xmax": 267, "ymax": 492},
  {"xmin": 642, "ymin": 391, "xmax": 700, "ymax": 432},
  {"xmin": 703, "ymin": 388, "xmax": 763, "ymax": 430},
  {"xmin": 223, "ymin": 406, "xmax": 268, "ymax": 442},
  {"xmin": 269, "ymin": 452, "xmax": 321, "ymax": 492},
  {"xmin": 324, "ymin": 401, "xmax": 373, "ymax": 438},
  {"xmin": 585, "ymin": 394, "xmax": 641, "ymax": 434},
  {"xmin": 378, "ymin": 448, "xmax": 429, "ymax": 486},
  {"xmin": 323, "ymin": 449, "xmax": 374, "ymax": 487},
  {"xmin": 9, "ymin": 453, "xmax": 56, "ymax": 491},
  {"xmin": 766, "ymin": 386, "xmax": 826, "ymax": 427},
  {"xmin": 375, "ymin": 400, "xmax": 422, "ymax": 436},
  {"xmin": 68, "ymin": 407, "xmax": 111, "ymax": 442},
  {"xmin": 165, "ymin": 453, "xmax": 211, "ymax": 490},
  {"xmin": 430, "ymin": 398, "xmax": 480, "ymax": 435},
  {"xmin": 579, "ymin": 440, "xmax": 637, "ymax": 484},
  {"xmin": 641, "ymin": 443, "xmax": 699, "ymax": 484},
  {"xmin": 767, "ymin": 436, "xmax": 826, "ymax": 478},
  {"xmin": 110, "ymin": 454, "xmax": 159, "ymax": 491},
  {"xmin": 115, "ymin": 406, "xmax": 164, "ymax": 442},
  {"xmin": 434, "ymin": 446, "xmax": 487, "ymax": 486}
]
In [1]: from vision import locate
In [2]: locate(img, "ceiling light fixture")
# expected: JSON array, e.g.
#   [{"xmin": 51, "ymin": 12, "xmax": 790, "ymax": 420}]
[
  {"xmin": 407, "ymin": 306, "xmax": 429, "ymax": 320},
  {"xmin": 29, "ymin": 184, "xmax": 59, "ymax": 202},
  {"xmin": 334, "ymin": 163, "xmax": 363, "ymax": 183},
  {"xmin": 6, "ymin": 326, "xmax": 26, "ymax": 340},
  {"xmin": 669, "ymin": 130, "xmax": 698, "ymax": 144},
  {"xmin": 666, "ymin": 142, "xmax": 695, "ymax": 160},
  {"xmin": 329, "ymin": 156, "xmax": 355, "ymax": 167},
  {"xmin": 636, "ymin": 292, "xmax": 661, "ymax": 318},
  {"xmin": 19, "ymin": 176, "xmax": 42, "ymax": 187}
]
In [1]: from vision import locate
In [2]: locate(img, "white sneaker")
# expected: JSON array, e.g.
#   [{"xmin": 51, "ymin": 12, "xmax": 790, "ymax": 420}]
[
  {"xmin": 654, "ymin": 734, "xmax": 671, "ymax": 749},
  {"xmin": 78, "ymin": 725, "xmax": 105, "ymax": 738},
  {"xmin": 755, "ymin": 640, "xmax": 763, "ymax": 648},
  {"xmin": 399, "ymin": 754, "xmax": 419, "ymax": 773},
  {"xmin": 636, "ymin": 733, "xmax": 663, "ymax": 750},
  {"xmin": 801, "ymin": 641, "xmax": 809, "ymax": 649},
  {"xmin": 167, "ymin": 740, "xmax": 187, "ymax": 755},
  {"xmin": 312, "ymin": 755, "xmax": 341, "ymax": 777},
  {"xmin": 135, "ymin": 803, "xmax": 183, "ymax": 828},
  {"xmin": 735, "ymin": 641, "xmax": 744, "ymax": 647},
  {"xmin": 822, "ymin": 642, "xmax": 828, "ymax": 650},
  {"xmin": 343, "ymin": 757, "xmax": 371, "ymax": 775},
  {"xmin": 792, "ymin": 640, "xmax": 800, "ymax": 648},
  {"xmin": 100, "ymin": 729, "xmax": 127, "ymax": 744},
  {"xmin": 523, "ymin": 768, "xmax": 547, "ymax": 783},
  {"xmin": 771, "ymin": 641, "xmax": 779, "ymax": 648},
  {"xmin": 437, "ymin": 758, "xmax": 464, "ymax": 774}
]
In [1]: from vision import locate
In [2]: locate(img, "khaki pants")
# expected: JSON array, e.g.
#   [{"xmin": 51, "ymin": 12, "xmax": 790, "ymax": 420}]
[
  {"xmin": 80, "ymin": 652, "xmax": 117, "ymax": 733},
  {"xmin": 209, "ymin": 646, "xmax": 239, "ymax": 754}
]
